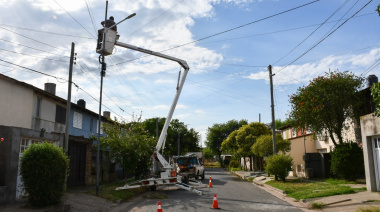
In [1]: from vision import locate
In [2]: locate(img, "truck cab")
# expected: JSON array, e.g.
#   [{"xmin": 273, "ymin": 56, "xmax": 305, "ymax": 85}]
[{"xmin": 172, "ymin": 153, "xmax": 205, "ymax": 182}]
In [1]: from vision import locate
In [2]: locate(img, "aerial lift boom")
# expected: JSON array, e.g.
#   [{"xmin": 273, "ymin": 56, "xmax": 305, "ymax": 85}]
[{"xmin": 96, "ymin": 25, "xmax": 203, "ymax": 195}]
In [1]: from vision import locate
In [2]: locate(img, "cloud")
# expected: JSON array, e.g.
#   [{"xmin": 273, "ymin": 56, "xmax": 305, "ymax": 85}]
[
  {"xmin": 153, "ymin": 105, "xmax": 169, "ymax": 110},
  {"xmin": 195, "ymin": 110, "xmax": 205, "ymax": 114},
  {"xmin": 244, "ymin": 48, "xmax": 380, "ymax": 86}
]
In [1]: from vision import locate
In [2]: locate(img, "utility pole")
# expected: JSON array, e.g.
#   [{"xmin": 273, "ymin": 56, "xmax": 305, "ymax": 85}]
[
  {"xmin": 65, "ymin": 42, "xmax": 75, "ymax": 154},
  {"xmin": 259, "ymin": 113, "xmax": 261, "ymax": 123},
  {"xmin": 268, "ymin": 65, "xmax": 276, "ymax": 154},
  {"xmin": 96, "ymin": 1, "xmax": 108, "ymax": 196}
]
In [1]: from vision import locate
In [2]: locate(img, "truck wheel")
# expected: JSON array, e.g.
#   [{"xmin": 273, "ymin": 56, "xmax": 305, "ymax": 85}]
[
  {"xmin": 150, "ymin": 185, "xmax": 156, "ymax": 191},
  {"xmin": 182, "ymin": 176, "xmax": 189, "ymax": 184},
  {"xmin": 201, "ymin": 171, "xmax": 205, "ymax": 180},
  {"xmin": 195, "ymin": 171, "xmax": 199, "ymax": 180}
]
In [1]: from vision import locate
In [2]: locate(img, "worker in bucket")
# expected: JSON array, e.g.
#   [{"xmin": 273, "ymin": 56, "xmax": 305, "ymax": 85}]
[{"xmin": 96, "ymin": 16, "xmax": 117, "ymax": 50}]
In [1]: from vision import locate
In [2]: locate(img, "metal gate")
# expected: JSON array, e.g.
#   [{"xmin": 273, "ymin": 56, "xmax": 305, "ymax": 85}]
[
  {"xmin": 373, "ymin": 137, "xmax": 380, "ymax": 191},
  {"xmin": 67, "ymin": 142, "xmax": 86, "ymax": 187}
]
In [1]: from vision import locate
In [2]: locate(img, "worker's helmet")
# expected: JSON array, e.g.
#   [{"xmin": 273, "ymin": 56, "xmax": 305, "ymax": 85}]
[{"xmin": 110, "ymin": 16, "xmax": 114, "ymax": 20}]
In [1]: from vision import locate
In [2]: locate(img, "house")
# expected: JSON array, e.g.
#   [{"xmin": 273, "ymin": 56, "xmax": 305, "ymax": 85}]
[
  {"xmin": 360, "ymin": 75, "xmax": 379, "ymax": 191},
  {"xmin": 0, "ymin": 73, "xmax": 115, "ymax": 204},
  {"xmin": 279, "ymin": 126, "xmax": 316, "ymax": 177}
]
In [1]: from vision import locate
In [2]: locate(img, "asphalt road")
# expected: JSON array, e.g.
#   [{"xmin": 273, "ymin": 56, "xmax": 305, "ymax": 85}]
[{"xmin": 111, "ymin": 168, "xmax": 302, "ymax": 212}]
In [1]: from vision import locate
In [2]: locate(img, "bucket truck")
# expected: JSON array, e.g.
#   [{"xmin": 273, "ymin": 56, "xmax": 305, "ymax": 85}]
[{"xmin": 96, "ymin": 23, "xmax": 204, "ymax": 195}]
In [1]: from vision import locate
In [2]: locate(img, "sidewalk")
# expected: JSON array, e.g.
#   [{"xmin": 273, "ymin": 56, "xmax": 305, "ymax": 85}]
[{"xmin": 234, "ymin": 170, "xmax": 380, "ymax": 212}]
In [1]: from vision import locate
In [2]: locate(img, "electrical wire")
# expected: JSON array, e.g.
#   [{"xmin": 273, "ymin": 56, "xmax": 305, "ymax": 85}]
[
  {"xmin": 274, "ymin": 0, "xmax": 373, "ymax": 75},
  {"xmin": 0, "ymin": 25, "xmax": 67, "ymax": 52},
  {"xmin": 52, "ymin": 0, "xmax": 96, "ymax": 39},
  {"xmin": 361, "ymin": 58, "xmax": 380, "ymax": 76},
  {"xmin": 272, "ymin": 0, "xmax": 352, "ymax": 65},
  {"xmin": 0, "ymin": 24, "xmax": 94, "ymax": 39},
  {"xmin": 114, "ymin": 0, "xmax": 321, "ymax": 66},
  {"xmin": 198, "ymin": 12, "xmax": 374, "ymax": 46},
  {"xmin": 84, "ymin": 0, "xmax": 98, "ymax": 35},
  {"xmin": 0, "ymin": 38, "xmax": 70, "ymax": 58},
  {"xmin": 0, "ymin": 47, "xmax": 69, "ymax": 63},
  {"xmin": 0, "ymin": 58, "xmax": 126, "ymax": 120}
]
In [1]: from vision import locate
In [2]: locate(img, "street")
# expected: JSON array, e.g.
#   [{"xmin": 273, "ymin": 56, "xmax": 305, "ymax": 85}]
[{"xmin": 111, "ymin": 168, "xmax": 302, "ymax": 212}]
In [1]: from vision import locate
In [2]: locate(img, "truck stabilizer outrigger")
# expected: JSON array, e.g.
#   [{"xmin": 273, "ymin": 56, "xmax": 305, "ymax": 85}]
[{"xmin": 96, "ymin": 22, "xmax": 204, "ymax": 195}]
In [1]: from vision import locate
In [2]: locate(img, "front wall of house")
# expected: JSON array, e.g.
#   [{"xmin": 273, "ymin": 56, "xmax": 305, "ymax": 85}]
[
  {"xmin": 31, "ymin": 96, "xmax": 66, "ymax": 134},
  {"xmin": 286, "ymin": 134, "xmax": 317, "ymax": 177},
  {"xmin": 0, "ymin": 79, "xmax": 33, "ymax": 129},
  {"xmin": 360, "ymin": 113, "xmax": 380, "ymax": 191}
]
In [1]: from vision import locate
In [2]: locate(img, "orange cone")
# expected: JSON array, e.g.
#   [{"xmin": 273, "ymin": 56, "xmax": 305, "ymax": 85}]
[
  {"xmin": 208, "ymin": 175, "xmax": 213, "ymax": 187},
  {"xmin": 157, "ymin": 201, "xmax": 163, "ymax": 212},
  {"xmin": 211, "ymin": 194, "xmax": 220, "ymax": 209}
]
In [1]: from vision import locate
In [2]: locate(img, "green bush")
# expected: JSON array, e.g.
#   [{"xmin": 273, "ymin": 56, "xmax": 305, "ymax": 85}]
[
  {"xmin": 20, "ymin": 142, "xmax": 69, "ymax": 207},
  {"xmin": 330, "ymin": 142, "xmax": 364, "ymax": 181},
  {"xmin": 265, "ymin": 154, "xmax": 293, "ymax": 182},
  {"xmin": 229, "ymin": 160, "xmax": 239, "ymax": 169}
]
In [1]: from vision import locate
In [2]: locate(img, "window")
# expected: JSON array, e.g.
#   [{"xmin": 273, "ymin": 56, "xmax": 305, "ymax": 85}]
[
  {"xmin": 73, "ymin": 111, "xmax": 83, "ymax": 129},
  {"xmin": 97, "ymin": 120, "xmax": 103, "ymax": 134},
  {"xmin": 55, "ymin": 105, "xmax": 66, "ymax": 124},
  {"xmin": 20, "ymin": 138, "xmax": 57, "ymax": 153},
  {"xmin": 36, "ymin": 98, "xmax": 41, "ymax": 118},
  {"xmin": 292, "ymin": 128, "xmax": 297, "ymax": 138},
  {"xmin": 90, "ymin": 118, "xmax": 93, "ymax": 132}
]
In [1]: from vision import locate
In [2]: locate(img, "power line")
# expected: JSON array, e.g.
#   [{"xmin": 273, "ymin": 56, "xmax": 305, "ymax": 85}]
[
  {"xmin": 0, "ymin": 58, "xmax": 126, "ymax": 120},
  {"xmin": 0, "ymin": 25, "xmax": 67, "ymax": 52},
  {"xmin": 198, "ymin": 12, "xmax": 374, "ymax": 46},
  {"xmin": 272, "ymin": 0, "xmax": 351, "ymax": 65},
  {"xmin": 0, "ymin": 38, "xmax": 70, "ymax": 58},
  {"xmin": 52, "ymin": 0, "xmax": 96, "ymax": 39},
  {"xmin": 274, "ymin": 0, "xmax": 373, "ymax": 75},
  {"xmin": 84, "ymin": 0, "xmax": 98, "ymax": 36},
  {"xmin": 0, "ymin": 47, "xmax": 69, "ymax": 63},
  {"xmin": 361, "ymin": 57, "xmax": 380, "ymax": 76},
  {"xmin": 114, "ymin": 0, "xmax": 321, "ymax": 66},
  {"xmin": 0, "ymin": 24, "xmax": 94, "ymax": 39}
]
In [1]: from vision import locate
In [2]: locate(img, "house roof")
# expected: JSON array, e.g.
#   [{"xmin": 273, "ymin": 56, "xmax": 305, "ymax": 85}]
[{"xmin": 0, "ymin": 73, "xmax": 109, "ymax": 121}]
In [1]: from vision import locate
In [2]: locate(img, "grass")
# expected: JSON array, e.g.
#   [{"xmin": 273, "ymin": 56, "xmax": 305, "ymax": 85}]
[
  {"xmin": 230, "ymin": 167, "xmax": 242, "ymax": 172},
  {"xmin": 203, "ymin": 161, "xmax": 221, "ymax": 168},
  {"xmin": 84, "ymin": 181, "xmax": 149, "ymax": 203},
  {"xmin": 266, "ymin": 178, "xmax": 366, "ymax": 200},
  {"xmin": 357, "ymin": 206, "xmax": 380, "ymax": 212},
  {"xmin": 311, "ymin": 202, "xmax": 326, "ymax": 209}
]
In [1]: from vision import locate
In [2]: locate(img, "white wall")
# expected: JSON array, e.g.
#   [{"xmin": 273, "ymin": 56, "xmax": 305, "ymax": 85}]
[{"xmin": 0, "ymin": 78, "xmax": 34, "ymax": 128}]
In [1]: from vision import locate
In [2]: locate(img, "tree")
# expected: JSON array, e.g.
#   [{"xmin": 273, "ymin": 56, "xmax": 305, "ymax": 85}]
[
  {"xmin": 20, "ymin": 143, "xmax": 69, "ymax": 206},
  {"xmin": 206, "ymin": 119, "xmax": 248, "ymax": 166},
  {"xmin": 222, "ymin": 122, "xmax": 271, "ymax": 170},
  {"xmin": 265, "ymin": 154, "xmax": 293, "ymax": 182},
  {"xmin": 377, "ymin": 4, "xmax": 380, "ymax": 16},
  {"xmin": 101, "ymin": 116, "xmax": 156, "ymax": 179},
  {"xmin": 371, "ymin": 82, "xmax": 380, "ymax": 117},
  {"xmin": 251, "ymin": 134, "xmax": 291, "ymax": 157},
  {"xmin": 274, "ymin": 118, "xmax": 292, "ymax": 129},
  {"xmin": 143, "ymin": 118, "xmax": 201, "ymax": 156},
  {"xmin": 330, "ymin": 142, "xmax": 364, "ymax": 181},
  {"xmin": 289, "ymin": 71, "xmax": 364, "ymax": 146}
]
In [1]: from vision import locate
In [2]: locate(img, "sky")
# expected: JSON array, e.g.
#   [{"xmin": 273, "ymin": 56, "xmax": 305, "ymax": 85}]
[{"xmin": 0, "ymin": 0, "xmax": 379, "ymax": 146}]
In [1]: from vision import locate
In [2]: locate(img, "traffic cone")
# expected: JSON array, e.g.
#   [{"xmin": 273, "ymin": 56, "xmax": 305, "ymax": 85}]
[
  {"xmin": 157, "ymin": 201, "xmax": 163, "ymax": 212},
  {"xmin": 211, "ymin": 194, "xmax": 220, "ymax": 209},
  {"xmin": 208, "ymin": 175, "xmax": 213, "ymax": 187}
]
